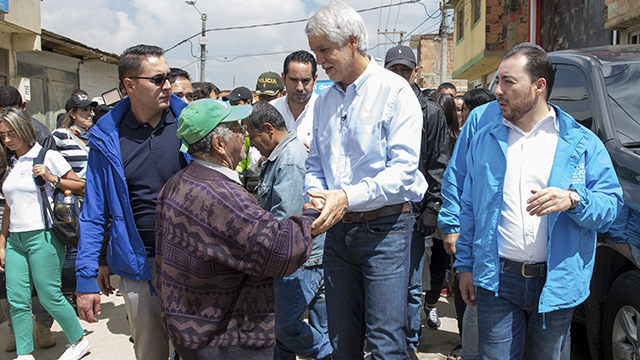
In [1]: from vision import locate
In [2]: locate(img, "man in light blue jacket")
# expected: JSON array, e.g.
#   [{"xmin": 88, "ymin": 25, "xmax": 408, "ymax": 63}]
[
  {"xmin": 245, "ymin": 101, "xmax": 332, "ymax": 360},
  {"xmin": 456, "ymin": 43, "xmax": 623, "ymax": 360}
]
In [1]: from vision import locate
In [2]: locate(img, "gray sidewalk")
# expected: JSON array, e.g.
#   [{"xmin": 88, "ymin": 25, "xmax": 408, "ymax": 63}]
[{"xmin": 0, "ymin": 275, "xmax": 461, "ymax": 360}]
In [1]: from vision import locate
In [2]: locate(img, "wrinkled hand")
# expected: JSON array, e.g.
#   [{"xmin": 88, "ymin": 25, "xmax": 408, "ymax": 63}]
[
  {"xmin": 76, "ymin": 292, "xmax": 102, "ymax": 323},
  {"xmin": 97, "ymin": 265, "xmax": 115, "ymax": 296},
  {"xmin": 526, "ymin": 188, "xmax": 572, "ymax": 216},
  {"xmin": 307, "ymin": 189, "xmax": 349, "ymax": 236},
  {"xmin": 443, "ymin": 232, "xmax": 459, "ymax": 255},
  {"xmin": 459, "ymin": 272, "xmax": 476, "ymax": 307},
  {"xmin": 416, "ymin": 207, "xmax": 438, "ymax": 236}
]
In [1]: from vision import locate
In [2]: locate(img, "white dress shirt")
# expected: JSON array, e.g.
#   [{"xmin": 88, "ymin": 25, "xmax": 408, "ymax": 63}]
[
  {"xmin": 498, "ymin": 107, "xmax": 559, "ymax": 263},
  {"xmin": 271, "ymin": 92, "xmax": 317, "ymax": 146},
  {"xmin": 304, "ymin": 56, "xmax": 427, "ymax": 211}
]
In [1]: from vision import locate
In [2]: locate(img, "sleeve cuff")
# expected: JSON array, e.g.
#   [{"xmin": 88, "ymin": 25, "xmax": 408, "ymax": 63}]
[
  {"xmin": 342, "ymin": 182, "xmax": 369, "ymax": 210},
  {"xmin": 441, "ymin": 225, "xmax": 460, "ymax": 235},
  {"xmin": 76, "ymin": 276, "xmax": 101, "ymax": 293},
  {"xmin": 457, "ymin": 266, "xmax": 473, "ymax": 273}
]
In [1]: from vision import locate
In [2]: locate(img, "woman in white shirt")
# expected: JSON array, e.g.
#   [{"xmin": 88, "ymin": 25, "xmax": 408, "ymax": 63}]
[
  {"xmin": 52, "ymin": 94, "xmax": 97, "ymax": 179},
  {"xmin": 0, "ymin": 107, "xmax": 90, "ymax": 360}
]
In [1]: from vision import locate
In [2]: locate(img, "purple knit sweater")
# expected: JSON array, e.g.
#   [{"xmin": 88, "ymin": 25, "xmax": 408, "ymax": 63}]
[{"xmin": 155, "ymin": 162, "xmax": 317, "ymax": 353}]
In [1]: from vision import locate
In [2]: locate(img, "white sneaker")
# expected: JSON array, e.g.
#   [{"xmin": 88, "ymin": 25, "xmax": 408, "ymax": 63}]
[
  {"xmin": 14, "ymin": 355, "xmax": 36, "ymax": 360},
  {"xmin": 57, "ymin": 338, "xmax": 91, "ymax": 360}
]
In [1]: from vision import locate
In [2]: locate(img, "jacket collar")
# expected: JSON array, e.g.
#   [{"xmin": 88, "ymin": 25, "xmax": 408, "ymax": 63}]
[{"xmin": 266, "ymin": 130, "xmax": 298, "ymax": 163}]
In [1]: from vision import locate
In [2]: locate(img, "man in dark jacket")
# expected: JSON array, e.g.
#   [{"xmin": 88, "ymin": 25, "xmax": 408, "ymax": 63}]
[{"xmin": 384, "ymin": 45, "xmax": 452, "ymax": 359}]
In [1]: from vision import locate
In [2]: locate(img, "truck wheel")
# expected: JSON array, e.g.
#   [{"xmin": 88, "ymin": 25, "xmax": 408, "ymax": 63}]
[{"xmin": 603, "ymin": 270, "xmax": 640, "ymax": 360}]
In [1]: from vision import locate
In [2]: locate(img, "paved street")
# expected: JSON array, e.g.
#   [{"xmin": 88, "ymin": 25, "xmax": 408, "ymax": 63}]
[{"xmin": 0, "ymin": 275, "xmax": 463, "ymax": 360}]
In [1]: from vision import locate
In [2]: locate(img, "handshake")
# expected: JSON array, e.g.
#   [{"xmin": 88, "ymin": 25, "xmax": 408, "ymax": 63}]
[{"xmin": 302, "ymin": 189, "xmax": 349, "ymax": 236}]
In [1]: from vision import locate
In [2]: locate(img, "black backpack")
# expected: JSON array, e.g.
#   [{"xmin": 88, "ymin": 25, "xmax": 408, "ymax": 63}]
[{"xmin": 34, "ymin": 147, "xmax": 80, "ymax": 248}]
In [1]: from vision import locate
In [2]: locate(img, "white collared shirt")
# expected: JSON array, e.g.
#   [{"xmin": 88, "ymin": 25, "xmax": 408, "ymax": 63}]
[
  {"xmin": 303, "ymin": 56, "xmax": 427, "ymax": 211},
  {"xmin": 498, "ymin": 107, "xmax": 559, "ymax": 263},
  {"xmin": 270, "ymin": 92, "xmax": 317, "ymax": 146},
  {"xmin": 194, "ymin": 158, "xmax": 242, "ymax": 185}
]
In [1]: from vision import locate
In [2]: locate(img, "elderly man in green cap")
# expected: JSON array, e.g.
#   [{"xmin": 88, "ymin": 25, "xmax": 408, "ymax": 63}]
[{"xmin": 155, "ymin": 99, "xmax": 319, "ymax": 360}]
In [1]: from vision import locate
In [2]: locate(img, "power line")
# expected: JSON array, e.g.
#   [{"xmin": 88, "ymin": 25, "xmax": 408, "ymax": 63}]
[
  {"xmin": 165, "ymin": 0, "xmax": 422, "ymax": 53},
  {"xmin": 176, "ymin": 41, "xmax": 399, "ymax": 68}
]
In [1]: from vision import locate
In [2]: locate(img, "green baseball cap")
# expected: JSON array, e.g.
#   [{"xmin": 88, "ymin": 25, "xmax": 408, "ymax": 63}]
[{"xmin": 177, "ymin": 99, "xmax": 252, "ymax": 153}]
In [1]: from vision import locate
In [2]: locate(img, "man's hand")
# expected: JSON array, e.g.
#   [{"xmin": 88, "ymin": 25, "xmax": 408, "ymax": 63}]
[
  {"xmin": 97, "ymin": 265, "xmax": 115, "ymax": 296},
  {"xmin": 526, "ymin": 188, "xmax": 572, "ymax": 216},
  {"xmin": 443, "ymin": 232, "xmax": 459, "ymax": 255},
  {"xmin": 307, "ymin": 189, "xmax": 349, "ymax": 236},
  {"xmin": 459, "ymin": 272, "xmax": 476, "ymax": 307},
  {"xmin": 76, "ymin": 292, "xmax": 102, "ymax": 323}
]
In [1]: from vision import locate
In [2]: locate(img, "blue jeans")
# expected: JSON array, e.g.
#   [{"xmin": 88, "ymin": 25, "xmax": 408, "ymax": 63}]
[
  {"xmin": 406, "ymin": 230, "xmax": 425, "ymax": 352},
  {"xmin": 324, "ymin": 211, "xmax": 414, "ymax": 360},
  {"xmin": 461, "ymin": 304, "xmax": 480, "ymax": 360},
  {"xmin": 273, "ymin": 266, "xmax": 333, "ymax": 360},
  {"xmin": 476, "ymin": 260, "xmax": 573, "ymax": 360}
]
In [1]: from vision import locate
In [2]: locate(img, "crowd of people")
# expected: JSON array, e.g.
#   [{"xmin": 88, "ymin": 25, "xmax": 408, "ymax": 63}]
[{"xmin": 0, "ymin": 2, "xmax": 625, "ymax": 360}]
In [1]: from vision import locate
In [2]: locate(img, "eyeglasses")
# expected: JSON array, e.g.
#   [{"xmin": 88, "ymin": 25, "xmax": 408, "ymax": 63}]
[
  {"xmin": 229, "ymin": 124, "xmax": 247, "ymax": 134},
  {"xmin": 0, "ymin": 131, "xmax": 18, "ymax": 140},
  {"xmin": 128, "ymin": 73, "xmax": 177, "ymax": 86}
]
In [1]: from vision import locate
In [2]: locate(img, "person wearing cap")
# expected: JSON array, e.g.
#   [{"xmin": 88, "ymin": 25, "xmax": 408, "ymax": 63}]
[
  {"xmin": 255, "ymin": 71, "xmax": 285, "ymax": 102},
  {"xmin": 52, "ymin": 94, "xmax": 98, "ymax": 179},
  {"xmin": 222, "ymin": 86, "xmax": 253, "ymax": 106},
  {"xmin": 270, "ymin": 50, "xmax": 318, "ymax": 147},
  {"xmin": 75, "ymin": 44, "xmax": 190, "ymax": 360},
  {"xmin": 304, "ymin": 4, "xmax": 426, "ymax": 359},
  {"xmin": 384, "ymin": 45, "xmax": 452, "ymax": 358},
  {"xmin": 155, "ymin": 99, "xmax": 319, "ymax": 359}
]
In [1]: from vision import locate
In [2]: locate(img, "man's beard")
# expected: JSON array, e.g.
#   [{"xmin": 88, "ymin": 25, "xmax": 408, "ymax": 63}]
[{"xmin": 499, "ymin": 94, "xmax": 536, "ymax": 122}]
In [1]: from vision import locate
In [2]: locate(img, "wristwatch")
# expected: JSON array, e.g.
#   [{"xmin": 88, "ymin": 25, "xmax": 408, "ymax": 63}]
[
  {"xmin": 53, "ymin": 176, "xmax": 61, "ymax": 188},
  {"xmin": 567, "ymin": 188, "xmax": 580, "ymax": 212}
]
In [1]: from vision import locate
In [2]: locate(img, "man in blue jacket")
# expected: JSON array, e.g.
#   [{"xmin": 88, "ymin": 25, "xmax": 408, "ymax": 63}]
[
  {"xmin": 75, "ymin": 44, "xmax": 189, "ymax": 360},
  {"xmin": 456, "ymin": 43, "xmax": 623, "ymax": 359}
]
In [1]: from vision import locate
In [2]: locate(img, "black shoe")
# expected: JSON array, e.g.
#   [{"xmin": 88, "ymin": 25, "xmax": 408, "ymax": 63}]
[
  {"xmin": 408, "ymin": 349, "xmax": 419, "ymax": 360},
  {"xmin": 424, "ymin": 305, "xmax": 441, "ymax": 329}
]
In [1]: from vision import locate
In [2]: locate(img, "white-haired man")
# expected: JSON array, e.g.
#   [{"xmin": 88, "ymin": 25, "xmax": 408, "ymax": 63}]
[{"xmin": 304, "ymin": 3, "xmax": 427, "ymax": 359}]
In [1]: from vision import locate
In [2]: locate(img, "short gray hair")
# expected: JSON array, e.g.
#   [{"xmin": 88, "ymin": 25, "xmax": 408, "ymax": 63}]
[
  {"xmin": 305, "ymin": 1, "xmax": 368, "ymax": 56},
  {"xmin": 187, "ymin": 123, "xmax": 233, "ymax": 157}
]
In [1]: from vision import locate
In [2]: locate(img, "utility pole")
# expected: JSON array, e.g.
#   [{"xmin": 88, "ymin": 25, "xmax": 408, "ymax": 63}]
[
  {"xmin": 186, "ymin": 1, "xmax": 207, "ymax": 81},
  {"xmin": 199, "ymin": 13, "xmax": 207, "ymax": 82},
  {"xmin": 440, "ymin": 1, "xmax": 448, "ymax": 84},
  {"xmin": 377, "ymin": 31, "xmax": 407, "ymax": 45}
]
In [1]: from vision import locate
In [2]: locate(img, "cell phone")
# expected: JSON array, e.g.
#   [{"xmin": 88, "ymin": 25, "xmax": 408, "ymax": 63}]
[{"xmin": 101, "ymin": 88, "xmax": 123, "ymax": 106}]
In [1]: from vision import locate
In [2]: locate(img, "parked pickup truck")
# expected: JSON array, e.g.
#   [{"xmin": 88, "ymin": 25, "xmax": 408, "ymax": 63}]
[{"xmin": 545, "ymin": 45, "xmax": 640, "ymax": 360}]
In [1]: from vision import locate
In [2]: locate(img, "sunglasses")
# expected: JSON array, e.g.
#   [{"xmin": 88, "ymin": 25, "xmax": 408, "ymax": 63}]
[
  {"xmin": 0, "ymin": 131, "xmax": 18, "ymax": 140},
  {"xmin": 128, "ymin": 73, "xmax": 178, "ymax": 86}
]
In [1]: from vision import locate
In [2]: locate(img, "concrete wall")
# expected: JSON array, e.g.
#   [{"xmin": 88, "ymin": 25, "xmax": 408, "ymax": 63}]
[
  {"xmin": 79, "ymin": 60, "xmax": 119, "ymax": 100},
  {"xmin": 16, "ymin": 50, "xmax": 117, "ymax": 129},
  {"xmin": 0, "ymin": 0, "xmax": 41, "ymax": 34}
]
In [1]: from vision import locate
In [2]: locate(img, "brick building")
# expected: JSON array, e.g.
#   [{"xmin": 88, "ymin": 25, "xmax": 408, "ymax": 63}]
[
  {"xmin": 410, "ymin": 33, "xmax": 467, "ymax": 93},
  {"xmin": 605, "ymin": 0, "xmax": 640, "ymax": 43}
]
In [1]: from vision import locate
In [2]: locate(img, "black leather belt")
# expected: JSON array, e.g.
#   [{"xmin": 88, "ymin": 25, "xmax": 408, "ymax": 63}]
[
  {"xmin": 502, "ymin": 258, "xmax": 547, "ymax": 278},
  {"xmin": 341, "ymin": 203, "xmax": 411, "ymax": 224}
]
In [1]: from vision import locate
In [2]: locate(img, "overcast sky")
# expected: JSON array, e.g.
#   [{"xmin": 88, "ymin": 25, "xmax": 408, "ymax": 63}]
[{"xmin": 41, "ymin": 0, "xmax": 442, "ymax": 91}]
